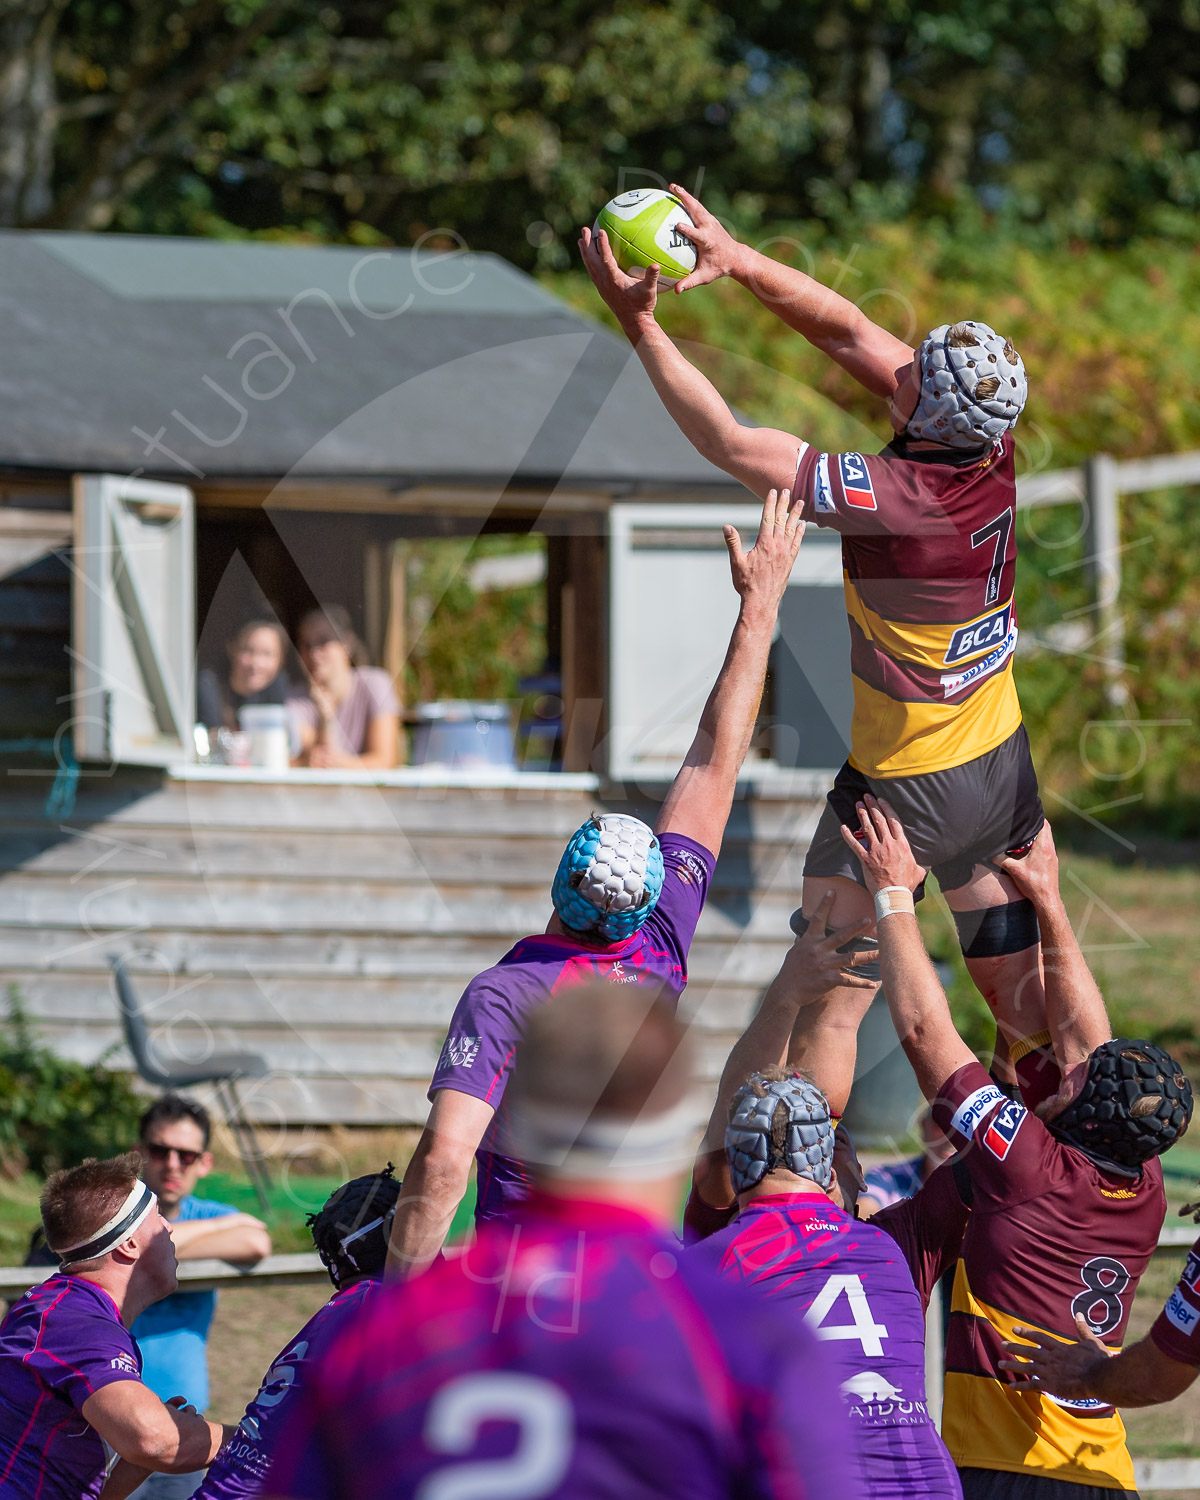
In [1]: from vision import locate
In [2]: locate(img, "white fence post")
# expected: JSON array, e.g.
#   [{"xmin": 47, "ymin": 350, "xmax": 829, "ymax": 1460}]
[{"xmin": 1082, "ymin": 453, "xmax": 1127, "ymax": 707}]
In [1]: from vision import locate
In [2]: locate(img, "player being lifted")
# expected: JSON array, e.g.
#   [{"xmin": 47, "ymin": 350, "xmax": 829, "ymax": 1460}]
[
  {"xmin": 846, "ymin": 796, "xmax": 1192, "ymax": 1498},
  {"xmin": 388, "ymin": 486, "xmax": 804, "ymax": 1276},
  {"xmin": 580, "ymin": 194, "xmax": 1048, "ymax": 1140}
]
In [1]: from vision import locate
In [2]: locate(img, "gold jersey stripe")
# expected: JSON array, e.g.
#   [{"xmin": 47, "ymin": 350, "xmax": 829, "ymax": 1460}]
[
  {"xmin": 847, "ymin": 668, "xmax": 1022, "ymax": 778},
  {"xmin": 942, "ymin": 1268, "xmax": 1135, "ymax": 1491},
  {"xmin": 844, "ymin": 581, "xmax": 1016, "ymax": 672}
]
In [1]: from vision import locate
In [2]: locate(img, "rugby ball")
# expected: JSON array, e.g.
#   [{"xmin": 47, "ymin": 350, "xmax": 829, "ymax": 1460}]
[{"xmin": 594, "ymin": 189, "xmax": 697, "ymax": 286}]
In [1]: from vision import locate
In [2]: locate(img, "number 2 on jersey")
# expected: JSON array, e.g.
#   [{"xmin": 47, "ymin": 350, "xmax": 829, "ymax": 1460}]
[
  {"xmin": 415, "ymin": 1373, "xmax": 574, "ymax": 1500},
  {"xmin": 805, "ymin": 1273, "xmax": 889, "ymax": 1357},
  {"xmin": 971, "ymin": 507, "xmax": 1013, "ymax": 607}
]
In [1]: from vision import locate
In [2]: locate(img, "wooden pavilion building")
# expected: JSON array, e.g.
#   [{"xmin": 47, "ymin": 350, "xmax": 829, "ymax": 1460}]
[{"xmin": 0, "ymin": 231, "xmax": 858, "ymax": 1128}]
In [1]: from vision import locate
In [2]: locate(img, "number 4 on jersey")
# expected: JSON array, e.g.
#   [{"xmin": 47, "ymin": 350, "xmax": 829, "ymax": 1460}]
[{"xmin": 805, "ymin": 1274, "xmax": 889, "ymax": 1357}]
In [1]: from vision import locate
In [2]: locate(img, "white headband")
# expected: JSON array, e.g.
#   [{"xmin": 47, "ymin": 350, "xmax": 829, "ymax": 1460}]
[
  {"xmin": 510, "ymin": 1093, "xmax": 704, "ymax": 1181},
  {"xmin": 54, "ymin": 1182, "xmax": 157, "ymax": 1267}
]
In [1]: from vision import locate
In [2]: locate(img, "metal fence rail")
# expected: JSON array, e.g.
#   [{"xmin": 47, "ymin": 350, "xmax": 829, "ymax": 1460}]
[
  {"xmin": 1016, "ymin": 446, "xmax": 1200, "ymax": 706},
  {"xmin": 0, "ymin": 1252, "xmax": 327, "ymax": 1298},
  {"xmin": 0, "ymin": 1222, "xmax": 1194, "ymax": 1298}
]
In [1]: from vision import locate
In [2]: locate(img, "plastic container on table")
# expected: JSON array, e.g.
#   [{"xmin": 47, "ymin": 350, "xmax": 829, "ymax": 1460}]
[
  {"xmin": 239, "ymin": 703, "xmax": 291, "ymax": 772},
  {"xmin": 410, "ymin": 701, "xmax": 516, "ymax": 770}
]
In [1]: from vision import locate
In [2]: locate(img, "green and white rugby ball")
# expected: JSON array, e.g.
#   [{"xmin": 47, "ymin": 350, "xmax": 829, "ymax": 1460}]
[{"xmin": 594, "ymin": 188, "xmax": 697, "ymax": 286}]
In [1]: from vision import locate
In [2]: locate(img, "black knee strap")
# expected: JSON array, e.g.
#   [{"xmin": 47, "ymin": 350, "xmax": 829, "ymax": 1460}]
[
  {"xmin": 790, "ymin": 912, "xmax": 881, "ymax": 984},
  {"xmin": 953, "ymin": 898, "xmax": 1041, "ymax": 959}
]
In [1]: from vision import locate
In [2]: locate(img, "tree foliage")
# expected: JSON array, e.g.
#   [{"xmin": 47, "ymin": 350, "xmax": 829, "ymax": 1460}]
[
  {"xmin": 552, "ymin": 218, "xmax": 1200, "ymax": 827},
  {"xmin": 3, "ymin": 1, "xmax": 1200, "ymax": 258},
  {"xmin": 0, "ymin": 986, "xmax": 145, "ymax": 1177}
]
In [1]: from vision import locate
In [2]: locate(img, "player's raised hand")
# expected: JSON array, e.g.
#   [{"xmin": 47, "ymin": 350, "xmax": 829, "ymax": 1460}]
[
  {"xmin": 668, "ymin": 184, "xmax": 746, "ymax": 293},
  {"xmin": 994, "ymin": 819, "xmax": 1060, "ymax": 906},
  {"xmin": 782, "ymin": 889, "xmax": 878, "ymax": 1000},
  {"xmin": 840, "ymin": 794, "xmax": 925, "ymax": 895},
  {"xmin": 724, "ymin": 486, "xmax": 804, "ymax": 608},
  {"xmin": 999, "ymin": 1316, "xmax": 1111, "ymax": 1398},
  {"xmin": 579, "ymin": 224, "xmax": 660, "ymax": 333}
]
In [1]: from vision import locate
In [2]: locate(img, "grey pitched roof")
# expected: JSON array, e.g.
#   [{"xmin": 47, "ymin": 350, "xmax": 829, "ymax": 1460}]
[{"xmin": 0, "ymin": 231, "xmax": 746, "ymax": 491}]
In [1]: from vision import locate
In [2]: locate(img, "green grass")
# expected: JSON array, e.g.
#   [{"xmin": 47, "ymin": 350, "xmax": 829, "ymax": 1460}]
[
  {"xmin": 0, "ymin": 1171, "xmax": 479, "ymax": 1262},
  {"xmin": 914, "ymin": 844, "xmax": 1200, "ymax": 1073},
  {"xmin": 195, "ymin": 1173, "xmax": 480, "ymax": 1256}
]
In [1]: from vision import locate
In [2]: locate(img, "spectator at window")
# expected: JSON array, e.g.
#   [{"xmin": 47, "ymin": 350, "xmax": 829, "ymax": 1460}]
[
  {"xmin": 288, "ymin": 606, "xmax": 400, "ymax": 770},
  {"xmin": 196, "ymin": 620, "xmax": 289, "ymax": 733},
  {"xmin": 129, "ymin": 1094, "xmax": 271, "ymax": 1500}
]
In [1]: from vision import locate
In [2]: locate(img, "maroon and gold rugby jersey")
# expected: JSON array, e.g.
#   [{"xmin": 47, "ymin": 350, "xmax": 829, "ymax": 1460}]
[
  {"xmin": 931, "ymin": 1062, "xmax": 1166, "ymax": 1490},
  {"xmin": 794, "ymin": 435, "xmax": 1022, "ymax": 778},
  {"xmin": 1150, "ymin": 1232, "xmax": 1200, "ymax": 1365}
]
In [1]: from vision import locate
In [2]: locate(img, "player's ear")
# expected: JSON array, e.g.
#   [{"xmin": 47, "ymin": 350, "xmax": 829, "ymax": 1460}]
[{"xmin": 197, "ymin": 1150, "xmax": 214, "ymax": 1179}]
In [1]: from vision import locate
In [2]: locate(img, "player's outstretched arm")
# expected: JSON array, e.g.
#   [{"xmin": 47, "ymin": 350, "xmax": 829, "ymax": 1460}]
[
  {"xmin": 668, "ymin": 183, "xmax": 915, "ymax": 401},
  {"xmin": 843, "ymin": 795, "xmax": 975, "ymax": 1101},
  {"xmin": 1000, "ymin": 1316, "xmax": 1196, "ymax": 1408},
  {"xmin": 690, "ymin": 891, "xmax": 876, "ymax": 1210},
  {"xmin": 995, "ymin": 822, "xmax": 1112, "ymax": 1070},
  {"xmin": 579, "ymin": 224, "xmax": 800, "ymax": 501},
  {"xmin": 82, "ymin": 1385, "xmax": 228, "ymax": 1475},
  {"xmin": 654, "ymin": 487, "xmax": 801, "ymax": 859},
  {"xmin": 385, "ymin": 1088, "xmax": 495, "ymax": 1279}
]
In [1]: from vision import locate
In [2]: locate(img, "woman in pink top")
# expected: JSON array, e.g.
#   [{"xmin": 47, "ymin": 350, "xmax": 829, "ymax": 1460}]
[{"xmin": 289, "ymin": 606, "xmax": 400, "ymax": 770}]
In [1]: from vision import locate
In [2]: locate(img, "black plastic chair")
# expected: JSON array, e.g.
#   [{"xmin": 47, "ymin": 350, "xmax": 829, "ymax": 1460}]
[{"xmin": 109, "ymin": 954, "xmax": 272, "ymax": 1213}]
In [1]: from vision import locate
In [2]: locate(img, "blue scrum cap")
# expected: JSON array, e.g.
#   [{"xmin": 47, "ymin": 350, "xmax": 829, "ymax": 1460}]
[
  {"xmin": 726, "ymin": 1071, "xmax": 835, "ymax": 1195},
  {"xmin": 551, "ymin": 813, "xmax": 664, "ymax": 943},
  {"xmin": 907, "ymin": 320, "xmax": 1027, "ymax": 449}
]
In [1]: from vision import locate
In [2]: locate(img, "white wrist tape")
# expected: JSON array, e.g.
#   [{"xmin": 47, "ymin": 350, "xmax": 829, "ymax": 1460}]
[{"xmin": 874, "ymin": 886, "xmax": 915, "ymax": 921}]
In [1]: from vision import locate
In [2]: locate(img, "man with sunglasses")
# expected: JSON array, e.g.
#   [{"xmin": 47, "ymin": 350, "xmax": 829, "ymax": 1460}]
[{"xmin": 130, "ymin": 1095, "xmax": 271, "ymax": 1500}]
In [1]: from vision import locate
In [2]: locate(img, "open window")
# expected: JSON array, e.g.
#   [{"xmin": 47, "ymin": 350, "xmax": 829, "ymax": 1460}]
[
  {"xmin": 608, "ymin": 502, "xmax": 850, "ymax": 782},
  {"xmin": 72, "ymin": 475, "xmax": 195, "ymax": 765}
]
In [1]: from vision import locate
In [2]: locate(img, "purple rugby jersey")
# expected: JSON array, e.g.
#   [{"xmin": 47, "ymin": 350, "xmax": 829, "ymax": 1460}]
[
  {"xmin": 690, "ymin": 1191, "xmax": 962, "ymax": 1500},
  {"xmin": 194, "ymin": 1278, "xmax": 376, "ymax": 1500},
  {"xmin": 0, "ymin": 1274, "xmax": 143, "ymax": 1500},
  {"xmin": 429, "ymin": 832, "xmax": 715, "ymax": 1223},
  {"xmin": 265, "ymin": 1194, "xmax": 861, "ymax": 1500}
]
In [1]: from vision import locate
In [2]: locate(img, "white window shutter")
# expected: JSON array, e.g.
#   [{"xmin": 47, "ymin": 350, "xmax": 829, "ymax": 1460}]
[
  {"xmin": 72, "ymin": 475, "xmax": 196, "ymax": 765},
  {"xmin": 607, "ymin": 502, "xmax": 847, "ymax": 781}
]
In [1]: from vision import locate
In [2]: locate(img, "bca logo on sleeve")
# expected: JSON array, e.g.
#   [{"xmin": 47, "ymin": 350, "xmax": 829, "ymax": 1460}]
[
  {"xmin": 982, "ymin": 1099, "xmax": 1027, "ymax": 1160},
  {"xmin": 838, "ymin": 452, "xmax": 877, "ymax": 510},
  {"xmin": 1182, "ymin": 1252, "xmax": 1200, "ymax": 1297}
]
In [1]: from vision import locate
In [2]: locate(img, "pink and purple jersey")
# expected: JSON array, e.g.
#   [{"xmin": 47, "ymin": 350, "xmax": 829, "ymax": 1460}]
[
  {"xmin": 429, "ymin": 832, "xmax": 715, "ymax": 1222},
  {"xmin": 689, "ymin": 1191, "xmax": 962, "ymax": 1500},
  {"xmin": 194, "ymin": 1278, "xmax": 376, "ymax": 1500},
  {"xmin": 0, "ymin": 1273, "xmax": 143, "ymax": 1500},
  {"xmin": 265, "ymin": 1193, "xmax": 861, "ymax": 1500}
]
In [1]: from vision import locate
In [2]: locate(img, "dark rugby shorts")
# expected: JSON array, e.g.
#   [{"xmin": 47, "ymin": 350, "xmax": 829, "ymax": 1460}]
[
  {"xmin": 803, "ymin": 724, "xmax": 1044, "ymax": 895},
  {"xmin": 959, "ymin": 1469, "xmax": 1137, "ymax": 1500}
]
